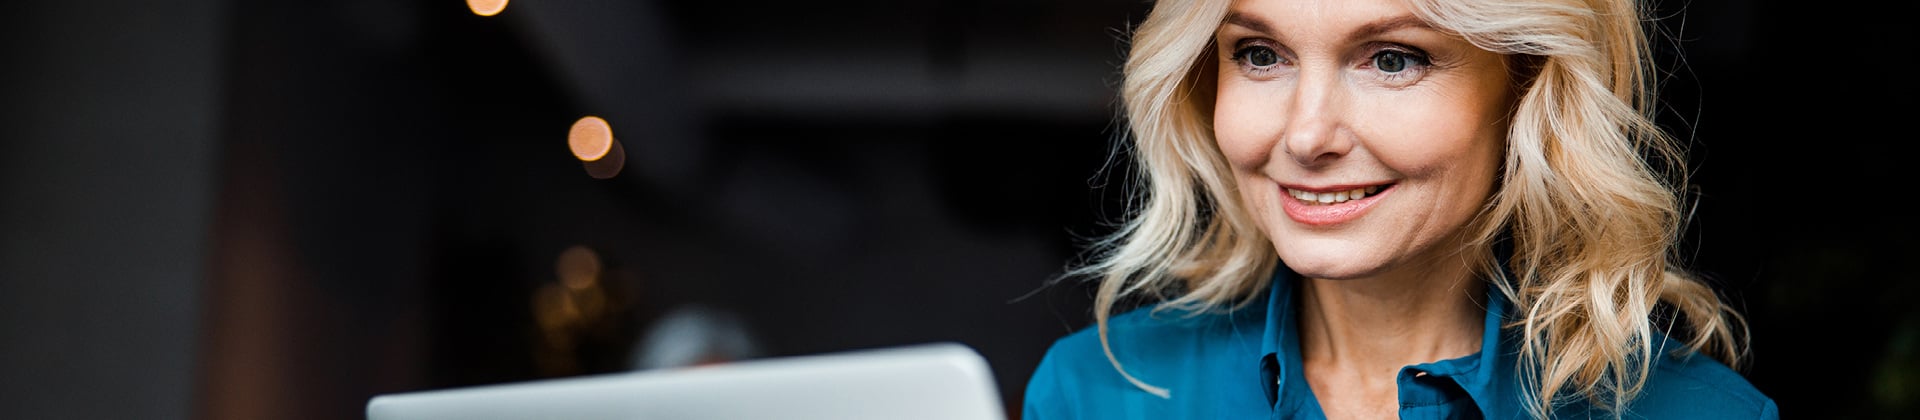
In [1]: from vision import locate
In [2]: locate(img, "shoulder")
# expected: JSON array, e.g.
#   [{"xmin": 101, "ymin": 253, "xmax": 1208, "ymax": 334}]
[
  {"xmin": 1615, "ymin": 343, "xmax": 1778, "ymax": 419},
  {"xmin": 1023, "ymin": 305, "xmax": 1265, "ymax": 420},
  {"xmin": 1034, "ymin": 303, "xmax": 1265, "ymax": 381},
  {"xmin": 1023, "ymin": 306, "xmax": 1236, "ymax": 395}
]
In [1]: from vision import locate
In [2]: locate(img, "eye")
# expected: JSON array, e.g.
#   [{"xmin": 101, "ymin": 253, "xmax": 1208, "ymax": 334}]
[
  {"xmin": 1233, "ymin": 45, "xmax": 1282, "ymax": 68},
  {"xmin": 1369, "ymin": 49, "xmax": 1428, "ymax": 74}
]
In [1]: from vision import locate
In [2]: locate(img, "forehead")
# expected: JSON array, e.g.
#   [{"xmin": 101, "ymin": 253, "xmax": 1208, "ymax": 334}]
[{"xmin": 1220, "ymin": 0, "xmax": 1426, "ymax": 39}]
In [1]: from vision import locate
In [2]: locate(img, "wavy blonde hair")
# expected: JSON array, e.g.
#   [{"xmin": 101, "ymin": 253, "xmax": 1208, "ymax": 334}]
[{"xmin": 1074, "ymin": 0, "xmax": 1749, "ymax": 416}]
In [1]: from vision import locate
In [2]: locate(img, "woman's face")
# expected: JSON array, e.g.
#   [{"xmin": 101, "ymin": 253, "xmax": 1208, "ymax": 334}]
[{"xmin": 1212, "ymin": 0, "xmax": 1514, "ymax": 281}]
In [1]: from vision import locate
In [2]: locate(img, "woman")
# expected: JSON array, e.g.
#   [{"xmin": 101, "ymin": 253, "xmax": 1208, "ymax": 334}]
[{"xmin": 1023, "ymin": 0, "xmax": 1776, "ymax": 418}]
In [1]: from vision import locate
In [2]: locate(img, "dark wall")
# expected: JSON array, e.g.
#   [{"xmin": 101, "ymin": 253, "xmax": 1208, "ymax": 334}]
[
  {"xmin": 1658, "ymin": 0, "xmax": 1919, "ymax": 417},
  {"xmin": 2, "ymin": 0, "xmax": 1914, "ymax": 419},
  {"xmin": 0, "ymin": 1, "xmax": 223, "ymax": 419},
  {"xmin": 190, "ymin": 2, "xmax": 1135, "ymax": 419}
]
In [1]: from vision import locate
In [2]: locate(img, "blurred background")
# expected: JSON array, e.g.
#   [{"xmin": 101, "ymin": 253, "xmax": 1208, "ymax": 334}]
[{"xmin": 0, "ymin": 0, "xmax": 1912, "ymax": 419}]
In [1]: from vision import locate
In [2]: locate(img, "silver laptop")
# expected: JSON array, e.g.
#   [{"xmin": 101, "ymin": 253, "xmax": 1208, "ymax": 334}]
[{"xmin": 365, "ymin": 342, "xmax": 1007, "ymax": 420}]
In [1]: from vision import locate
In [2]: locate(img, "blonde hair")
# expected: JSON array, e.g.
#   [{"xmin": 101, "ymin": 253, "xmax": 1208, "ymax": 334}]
[{"xmin": 1074, "ymin": 0, "xmax": 1750, "ymax": 416}]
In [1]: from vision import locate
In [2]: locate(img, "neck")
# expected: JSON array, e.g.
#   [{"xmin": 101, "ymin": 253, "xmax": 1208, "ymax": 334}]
[{"xmin": 1297, "ymin": 258, "xmax": 1486, "ymax": 384}]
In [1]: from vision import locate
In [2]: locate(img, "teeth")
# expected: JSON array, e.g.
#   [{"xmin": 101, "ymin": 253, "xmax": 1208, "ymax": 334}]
[{"xmin": 1288, "ymin": 186, "xmax": 1382, "ymax": 205}]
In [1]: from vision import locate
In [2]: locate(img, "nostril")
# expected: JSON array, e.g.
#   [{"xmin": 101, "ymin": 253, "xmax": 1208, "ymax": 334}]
[{"xmin": 1280, "ymin": 128, "xmax": 1351, "ymax": 167}]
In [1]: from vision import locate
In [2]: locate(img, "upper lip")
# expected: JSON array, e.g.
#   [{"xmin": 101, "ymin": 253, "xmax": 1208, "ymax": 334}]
[{"xmin": 1278, "ymin": 182, "xmax": 1392, "ymax": 193}]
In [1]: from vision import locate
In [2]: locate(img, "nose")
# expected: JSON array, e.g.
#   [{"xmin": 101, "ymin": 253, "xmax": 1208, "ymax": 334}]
[{"xmin": 1279, "ymin": 69, "xmax": 1350, "ymax": 167}]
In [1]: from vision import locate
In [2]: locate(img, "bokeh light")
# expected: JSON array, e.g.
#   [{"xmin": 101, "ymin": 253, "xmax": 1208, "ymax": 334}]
[
  {"xmin": 582, "ymin": 138, "xmax": 626, "ymax": 179},
  {"xmin": 568, "ymin": 116, "xmax": 613, "ymax": 162},
  {"xmin": 467, "ymin": 0, "xmax": 508, "ymax": 17},
  {"xmin": 556, "ymin": 245, "xmax": 602, "ymax": 290}
]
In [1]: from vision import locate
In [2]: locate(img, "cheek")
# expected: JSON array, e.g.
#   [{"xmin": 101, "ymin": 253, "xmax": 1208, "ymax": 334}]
[
  {"xmin": 1368, "ymin": 58, "xmax": 1516, "ymax": 178},
  {"xmin": 1212, "ymin": 80, "xmax": 1285, "ymax": 171},
  {"xmin": 1359, "ymin": 93, "xmax": 1505, "ymax": 177}
]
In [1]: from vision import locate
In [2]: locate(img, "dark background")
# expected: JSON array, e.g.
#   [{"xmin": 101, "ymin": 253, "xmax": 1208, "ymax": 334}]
[{"xmin": 0, "ymin": 0, "xmax": 1913, "ymax": 419}]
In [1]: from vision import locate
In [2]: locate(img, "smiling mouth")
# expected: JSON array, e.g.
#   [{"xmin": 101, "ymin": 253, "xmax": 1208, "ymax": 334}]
[{"xmin": 1284, "ymin": 184, "xmax": 1390, "ymax": 205}]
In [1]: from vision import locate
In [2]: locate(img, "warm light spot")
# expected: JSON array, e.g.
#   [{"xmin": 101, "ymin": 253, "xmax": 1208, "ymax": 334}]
[
  {"xmin": 557, "ymin": 245, "xmax": 602, "ymax": 290},
  {"xmin": 534, "ymin": 283, "xmax": 574, "ymax": 330},
  {"xmin": 467, "ymin": 0, "xmax": 508, "ymax": 16},
  {"xmin": 573, "ymin": 287, "xmax": 606, "ymax": 319},
  {"xmin": 582, "ymin": 138, "xmax": 627, "ymax": 179},
  {"xmin": 569, "ymin": 116, "xmax": 614, "ymax": 162}
]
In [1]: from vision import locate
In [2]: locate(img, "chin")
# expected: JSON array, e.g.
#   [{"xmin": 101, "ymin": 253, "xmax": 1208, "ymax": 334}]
[
  {"xmin": 1271, "ymin": 234, "xmax": 1389, "ymax": 280},
  {"xmin": 1287, "ymin": 265, "xmax": 1376, "ymax": 281},
  {"xmin": 1276, "ymin": 252, "xmax": 1382, "ymax": 281}
]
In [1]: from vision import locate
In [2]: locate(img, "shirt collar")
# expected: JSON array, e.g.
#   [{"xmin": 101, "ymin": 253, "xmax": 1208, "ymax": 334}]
[
  {"xmin": 1256, "ymin": 267, "xmax": 1310, "ymax": 412},
  {"xmin": 1255, "ymin": 263, "xmax": 1522, "ymax": 417}
]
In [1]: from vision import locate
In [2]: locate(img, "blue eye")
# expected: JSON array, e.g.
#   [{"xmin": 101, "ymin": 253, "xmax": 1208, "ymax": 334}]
[
  {"xmin": 1371, "ymin": 50, "xmax": 1427, "ymax": 73},
  {"xmin": 1235, "ymin": 46, "xmax": 1280, "ymax": 67}
]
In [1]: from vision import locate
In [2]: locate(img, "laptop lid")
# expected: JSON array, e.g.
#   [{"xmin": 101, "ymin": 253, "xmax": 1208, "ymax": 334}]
[{"xmin": 365, "ymin": 342, "xmax": 1007, "ymax": 420}]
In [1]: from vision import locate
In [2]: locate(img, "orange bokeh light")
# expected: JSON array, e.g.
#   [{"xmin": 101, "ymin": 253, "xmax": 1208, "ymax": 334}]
[
  {"xmin": 582, "ymin": 139, "xmax": 627, "ymax": 179},
  {"xmin": 556, "ymin": 245, "xmax": 602, "ymax": 290},
  {"xmin": 569, "ymin": 116, "xmax": 613, "ymax": 162},
  {"xmin": 467, "ymin": 0, "xmax": 508, "ymax": 16}
]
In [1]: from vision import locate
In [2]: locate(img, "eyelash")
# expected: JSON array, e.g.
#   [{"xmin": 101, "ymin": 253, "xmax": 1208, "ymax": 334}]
[
  {"xmin": 1364, "ymin": 47, "xmax": 1433, "ymax": 82},
  {"xmin": 1227, "ymin": 43, "xmax": 1287, "ymax": 74},
  {"xmin": 1227, "ymin": 40, "xmax": 1436, "ymax": 83}
]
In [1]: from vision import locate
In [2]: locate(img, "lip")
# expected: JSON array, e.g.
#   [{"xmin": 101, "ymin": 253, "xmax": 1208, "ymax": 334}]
[{"xmin": 1279, "ymin": 183, "xmax": 1392, "ymax": 226}]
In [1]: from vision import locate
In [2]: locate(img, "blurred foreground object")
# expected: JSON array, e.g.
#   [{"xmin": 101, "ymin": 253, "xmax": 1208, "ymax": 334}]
[{"xmin": 630, "ymin": 303, "xmax": 765, "ymax": 370}]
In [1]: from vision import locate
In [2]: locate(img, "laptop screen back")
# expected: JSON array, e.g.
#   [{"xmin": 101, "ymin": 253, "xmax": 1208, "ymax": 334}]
[{"xmin": 365, "ymin": 342, "xmax": 1007, "ymax": 420}]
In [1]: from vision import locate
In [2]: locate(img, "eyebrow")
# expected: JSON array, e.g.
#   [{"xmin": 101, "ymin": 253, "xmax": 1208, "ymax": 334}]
[
  {"xmin": 1222, "ymin": 10, "xmax": 1435, "ymax": 40},
  {"xmin": 1222, "ymin": 10, "xmax": 1277, "ymax": 35}
]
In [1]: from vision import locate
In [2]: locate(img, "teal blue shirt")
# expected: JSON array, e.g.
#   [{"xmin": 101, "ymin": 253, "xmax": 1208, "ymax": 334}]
[{"xmin": 1023, "ymin": 268, "xmax": 1778, "ymax": 419}]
